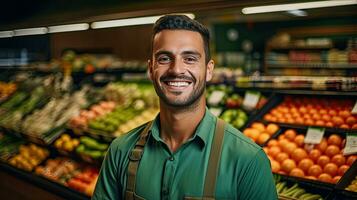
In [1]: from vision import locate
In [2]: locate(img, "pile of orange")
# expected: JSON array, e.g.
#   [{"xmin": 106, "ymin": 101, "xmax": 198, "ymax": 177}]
[
  {"xmin": 263, "ymin": 96, "xmax": 357, "ymax": 130},
  {"xmin": 264, "ymin": 129, "xmax": 357, "ymax": 184},
  {"xmin": 243, "ymin": 122, "xmax": 279, "ymax": 145}
]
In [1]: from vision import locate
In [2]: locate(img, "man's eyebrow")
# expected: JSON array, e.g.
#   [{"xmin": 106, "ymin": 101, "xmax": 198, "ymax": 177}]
[
  {"xmin": 181, "ymin": 51, "xmax": 201, "ymax": 57},
  {"xmin": 154, "ymin": 50, "xmax": 172, "ymax": 57}
]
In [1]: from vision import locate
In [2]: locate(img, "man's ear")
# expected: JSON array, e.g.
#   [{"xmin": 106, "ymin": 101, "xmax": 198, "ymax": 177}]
[
  {"xmin": 205, "ymin": 60, "xmax": 215, "ymax": 82},
  {"xmin": 147, "ymin": 59, "xmax": 153, "ymax": 81}
]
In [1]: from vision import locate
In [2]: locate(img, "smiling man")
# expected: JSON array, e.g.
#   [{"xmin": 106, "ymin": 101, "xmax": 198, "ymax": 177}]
[{"xmin": 93, "ymin": 15, "xmax": 277, "ymax": 200}]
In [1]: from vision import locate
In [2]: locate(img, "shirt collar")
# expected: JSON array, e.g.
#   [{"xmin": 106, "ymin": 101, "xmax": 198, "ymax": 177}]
[{"xmin": 149, "ymin": 107, "xmax": 216, "ymax": 148}]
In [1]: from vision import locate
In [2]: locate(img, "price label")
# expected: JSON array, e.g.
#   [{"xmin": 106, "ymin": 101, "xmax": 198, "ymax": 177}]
[
  {"xmin": 208, "ymin": 91, "xmax": 225, "ymax": 106},
  {"xmin": 242, "ymin": 91, "xmax": 260, "ymax": 110},
  {"xmin": 210, "ymin": 107, "xmax": 223, "ymax": 117},
  {"xmin": 343, "ymin": 133, "xmax": 357, "ymax": 156},
  {"xmin": 352, "ymin": 100, "xmax": 357, "ymax": 114},
  {"xmin": 304, "ymin": 127, "xmax": 325, "ymax": 144}
]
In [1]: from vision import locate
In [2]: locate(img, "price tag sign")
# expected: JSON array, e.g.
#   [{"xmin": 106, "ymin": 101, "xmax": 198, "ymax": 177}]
[
  {"xmin": 304, "ymin": 127, "xmax": 325, "ymax": 144},
  {"xmin": 210, "ymin": 107, "xmax": 223, "ymax": 117},
  {"xmin": 242, "ymin": 91, "xmax": 260, "ymax": 110},
  {"xmin": 343, "ymin": 133, "xmax": 357, "ymax": 156},
  {"xmin": 208, "ymin": 91, "xmax": 225, "ymax": 106},
  {"xmin": 352, "ymin": 100, "xmax": 357, "ymax": 114}
]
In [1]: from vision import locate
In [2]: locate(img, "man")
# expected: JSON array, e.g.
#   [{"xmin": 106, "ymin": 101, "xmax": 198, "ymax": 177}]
[{"xmin": 93, "ymin": 15, "xmax": 277, "ymax": 200}]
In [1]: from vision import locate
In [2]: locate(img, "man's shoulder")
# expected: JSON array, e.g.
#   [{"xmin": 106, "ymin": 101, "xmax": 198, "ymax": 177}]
[
  {"xmin": 110, "ymin": 122, "xmax": 149, "ymax": 152},
  {"xmin": 223, "ymin": 123, "xmax": 262, "ymax": 157}
]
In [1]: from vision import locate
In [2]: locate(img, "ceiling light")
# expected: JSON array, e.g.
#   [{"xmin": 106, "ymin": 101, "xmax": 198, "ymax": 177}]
[
  {"xmin": 14, "ymin": 27, "xmax": 48, "ymax": 36},
  {"xmin": 91, "ymin": 13, "xmax": 195, "ymax": 29},
  {"xmin": 287, "ymin": 9, "xmax": 308, "ymax": 17},
  {"xmin": 242, "ymin": 0, "xmax": 357, "ymax": 14},
  {"xmin": 48, "ymin": 23, "xmax": 89, "ymax": 33},
  {"xmin": 0, "ymin": 31, "xmax": 14, "ymax": 38}
]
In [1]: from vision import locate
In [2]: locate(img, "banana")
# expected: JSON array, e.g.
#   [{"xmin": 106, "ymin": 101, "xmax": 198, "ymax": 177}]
[
  {"xmin": 292, "ymin": 188, "xmax": 305, "ymax": 198},
  {"xmin": 301, "ymin": 194, "xmax": 321, "ymax": 200},
  {"xmin": 281, "ymin": 183, "xmax": 299, "ymax": 195}
]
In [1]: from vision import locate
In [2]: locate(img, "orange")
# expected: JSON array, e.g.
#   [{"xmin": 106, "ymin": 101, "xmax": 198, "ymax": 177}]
[
  {"xmin": 264, "ymin": 114, "xmax": 273, "ymax": 121},
  {"xmin": 332, "ymin": 116, "xmax": 344, "ymax": 126},
  {"xmin": 329, "ymin": 110, "xmax": 338, "ymax": 116},
  {"xmin": 305, "ymin": 176, "xmax": 317, "ymax": 180},
  {"xmin": 318, "ymin": 173, "xmax": 333, "ymax": 183},
  {"xmin": 295, "ymin": 117, "xmax": 304, "ymax": 125},
  {"xmin": 315, "ymin": 138, "xmax": 328, "ymax": 153},
  {"xmin": 251, "ymin": 122, "xmax": 265, "ymax": 132},
  {"xmin": 278, "ymin": 170, "xmax": 287, "ymax": 175},
  {"xmin": 323, "ymin": 163, "xmax": 338, "ymax": 177},
  {"xmin": 352, "ymin": 124, "xmax": 357, "ymax": 129},
  {"xmin": 284, "ymin": 129, "xmax": 297, "ymax": 141},
  {"xmin": 338, "ymin": 165, "xmax": 349, "ymax": 176},
  {"xmin": 283, "ymin": 142, "xmax": 298, "ymax": 155},
  {"xmin": 319, "ymin": 109, "xmax": 328, "ymax": 115},
  {"xmin": 299, "ymin": 107, "xmax": 308, "ymax": 114},
  {"xmin": 266, "ymin": 123, "xmax": 279, "ymax": 135},
  {"xmin": 346, "ymin": 155, "xmax": 357, "ymax": 166},
  {"xmin": 315, "ymin": 120, "xmax": 325, "ymax": 126},
  {"xmin": 267, "ymin": 139, "xmax": 278, "ymax": 147},
  {"xmin": 305, "ymin": 119, "xmax": 315, "ymax": 126},
  {"xmin": 298, "ymin": 158, "xmax": 314, "ymax": 173},
  {"xmin": 281, "ymin": 159, "xmax": 296, "ymax": 173},
  {"xmin": 346, "ymin": 116, "xmax": 356, "ymax": 125},
  {"xmin": 257, "ymin": 133, "xmax": 270, "ymax": 145},
  {"xmin": 276, "ymin": 152, "xmax": 290, "ymax": 164},
  {"xmin": 325, "ymin": 145, "xmax": 340, "ymax": 158},
  {"xmin": 278, "ymin": 139, "xmax": 290, "ymax": 149},
  {"xmin": 325, "ymin": 122, "xmax": 334, "ymax": 127},
  {"xmin": 263, "ymin": 147, "xmax": 269, "ymax": 154},
  {"xmin": 278, "ymin": 134, "xmax": 286, "ymax": 140},
  {"xmin": 294, "ymin": 134, "xmax": 305, "ymax": 147},
  {"xmin": 332, "ymin": 176, "xmax": 341, "ymax": 184},
  {"xmin": 291, "ymin": 148, "xmax": 308, "ymax": 163},
  {"xmin": 308, "ymin": 165, "xmax": 323, "ymax": 177},
  {"xmin": 271, "ymin": 160, "xmax": 281, "ymax": 173},
  {"xmin": 340, "ymin": 124, "xmax": 350, "ymax": 129},
  {"xmin": 268, "ymin": 146, "xmax": 281, "ymax": 158},
  {"xmin": 327, "ymin": 134, "xmax": 342, "ymax": 146},
  {"xmin": 331, "ymin": 154, "xmax": 346, "ymax": 167},
  {"xmin": 317, "ymin": 155, "xmax": 330, "ymax": 168},
  {"xmin": 321, "ymin": 114, "xmax": 331, "ymax": 122},
  {"xmin": 312, "ymin": 113, "xmax": 321, "ymax": 121},
  {"xmin": 309, "ymin": 149, "xmax": 322, "ymax": 162},
  {"xmin": 339, "ymin": 110, "xmax": 351, "ymax": 119},
  {"xmin": 289, "ymin": 168, "xmax": 305, "ymax": 177}
]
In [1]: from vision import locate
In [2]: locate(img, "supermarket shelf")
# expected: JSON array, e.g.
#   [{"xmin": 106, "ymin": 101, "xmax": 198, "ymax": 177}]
[
  {"xmin": 267, "ymin": 44, "xmax": 333, "ymax": 50},
  {"xmin": 0, "ymin": 162, "xmax": 90, "ymax": 200},
  {"xmin": 266, "ymin": 62, "xmax": 357, "ymax": 69}
]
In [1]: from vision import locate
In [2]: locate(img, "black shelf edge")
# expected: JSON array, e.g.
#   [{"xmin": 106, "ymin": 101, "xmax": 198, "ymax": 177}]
[{"xmin": 0, "ymin": 161, "xmax": 90, "ymax": 200}]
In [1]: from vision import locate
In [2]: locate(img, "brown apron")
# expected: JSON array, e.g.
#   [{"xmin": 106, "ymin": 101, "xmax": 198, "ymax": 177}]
[{"xmin": 125, "ymin": 118, "xmax": 226, "ymax": 200}]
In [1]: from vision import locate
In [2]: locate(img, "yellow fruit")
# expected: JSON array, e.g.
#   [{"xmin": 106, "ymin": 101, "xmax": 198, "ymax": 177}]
[
  {"xmin": 266, "ymin": 123, "xmax": 279, "ymax": 135},
  {"xmin": 251, "ymin": 122, "xmax": 265, "ymax": 132},
  {"xmin": 61, "ymin": 134, "xmax": 71, "ymax": 142}
]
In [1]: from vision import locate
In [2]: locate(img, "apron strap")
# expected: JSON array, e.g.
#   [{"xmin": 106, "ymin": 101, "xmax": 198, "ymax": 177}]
[
  {"xmin": 125, "ymin": 121, "xmax": 153, "ymax": 200},
  {"xmin": 203, "ymin": 118, "xmax": 226, "ymax": 198}
]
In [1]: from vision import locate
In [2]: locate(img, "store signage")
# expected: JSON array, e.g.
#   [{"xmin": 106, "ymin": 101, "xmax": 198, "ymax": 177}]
[
  {"xmin": 352, "ymin": 100, "xmax": 357, "ymax": 114},
  {"xmin": 208, "ymin": 91, "xmax": 225, "ymax": 106},
  {"xmin": 242, "ymin": 91, "xmax": 260, "ymax": 110},
  {"xmin": 343, "ymin": 133, "xmax": 357, "ymax": 156},
  {"xmin": 304, "ymin": 127, "xmax": 325, "ymax": 144}
]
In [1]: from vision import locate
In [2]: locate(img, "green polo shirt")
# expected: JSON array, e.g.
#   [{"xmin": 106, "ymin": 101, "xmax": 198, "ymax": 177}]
[{"xmin": 93, "ymin": 108, "xmax": 277, "ymax": 200}]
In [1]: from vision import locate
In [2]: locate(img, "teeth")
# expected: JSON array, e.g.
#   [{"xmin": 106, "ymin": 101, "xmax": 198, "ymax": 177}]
[{"xmin": 167, "ymin": 81, "xmax": 189, "ymax": 87}]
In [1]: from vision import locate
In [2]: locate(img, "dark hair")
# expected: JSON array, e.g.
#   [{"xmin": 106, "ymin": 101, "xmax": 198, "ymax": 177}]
[{"xmin": 152, "ymin": 15, "xmax": 211, "ymax": 64}]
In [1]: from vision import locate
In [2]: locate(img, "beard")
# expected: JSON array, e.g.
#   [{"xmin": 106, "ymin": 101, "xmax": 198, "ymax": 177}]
[{"xmin": 153, "ymin": 73, "xmax": 206, "ymax": 108}]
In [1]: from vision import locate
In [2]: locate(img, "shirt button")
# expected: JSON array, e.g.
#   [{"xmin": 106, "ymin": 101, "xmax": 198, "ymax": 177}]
[{"xmin": 169, "ymin": 156, "xmax": 174, "ymax": 161}]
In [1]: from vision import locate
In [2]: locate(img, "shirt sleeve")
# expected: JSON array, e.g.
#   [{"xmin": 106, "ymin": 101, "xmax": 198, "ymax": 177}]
[
  {"xmin": 92, "ymin": 142, "xmax": 122, "ymax": 200},
  {"xmin": 238, "ymin": 149, "xmax": 278, "ymax": 200}
]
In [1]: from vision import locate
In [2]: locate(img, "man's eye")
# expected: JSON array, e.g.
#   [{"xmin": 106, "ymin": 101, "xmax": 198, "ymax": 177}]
[
  {"xmin": 157, "ymin": 56, "xmax": 171, "ymax": 64},
  {"xmin": 184, "ymin": 56, "xmax": 198, "ymax": 63}
]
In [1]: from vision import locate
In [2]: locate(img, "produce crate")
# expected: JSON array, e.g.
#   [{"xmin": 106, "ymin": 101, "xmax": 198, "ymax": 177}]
[
  {"xmin": 254, "ymin": 93, "xmax": 357, "ymax": 133},
  {"xmin": 334, "ymin": 161, "xmax": 357, "ymax": 200},
  {"xmin": 264, "ymin": 126, "xmax": 356, "ymax": 187},
  {"xmin": 275, "ymin": 174, "xmax": 334, "ymax": 200}
]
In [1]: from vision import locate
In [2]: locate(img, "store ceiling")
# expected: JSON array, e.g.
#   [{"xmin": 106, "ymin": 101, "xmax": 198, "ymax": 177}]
[{"xmin": 0, "ymin": 0, "xmax": 357, "ymax": 30}]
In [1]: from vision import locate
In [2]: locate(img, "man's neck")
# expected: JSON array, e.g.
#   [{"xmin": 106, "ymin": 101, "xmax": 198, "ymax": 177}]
[{"xmin": 159, "ymin": 98, "xmax": 206, "ymax": 153}]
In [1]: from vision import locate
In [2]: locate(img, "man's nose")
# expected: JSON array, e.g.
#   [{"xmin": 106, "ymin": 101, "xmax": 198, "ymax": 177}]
[{"xmin": 169, "ymin": 58, "xmax": 185, "ymax": 74}]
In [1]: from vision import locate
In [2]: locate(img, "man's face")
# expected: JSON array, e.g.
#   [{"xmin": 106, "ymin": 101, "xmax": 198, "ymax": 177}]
[{"xmin": 149, "ymin": 30, "xmax": 214, "ymax": 108}]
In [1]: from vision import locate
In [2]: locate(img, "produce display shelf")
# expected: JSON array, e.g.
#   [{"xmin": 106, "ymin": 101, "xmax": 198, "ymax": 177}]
[
  {"xmin": 0, "ymin": 161, "xmax": 90, "ymax": 200},
  {"xmin": 266, "ymin": 63, "xmax": 357, "ymax": 69}
]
